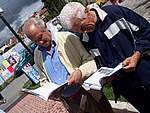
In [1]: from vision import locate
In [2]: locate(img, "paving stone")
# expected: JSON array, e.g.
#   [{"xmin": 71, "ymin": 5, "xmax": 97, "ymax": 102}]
[{"xmin": 7, "ymin": 94, "xmax": 69, "ymax": 113}]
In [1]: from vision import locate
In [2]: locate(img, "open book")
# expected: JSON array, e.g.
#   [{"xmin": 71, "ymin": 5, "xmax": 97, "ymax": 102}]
[
  {"xmin": 83, "ymin": 63, "xmax": 123, "ymax": 90},
  {"xmin": 22, "ymin": 82, "xmax": 68, "ymax": 101}
]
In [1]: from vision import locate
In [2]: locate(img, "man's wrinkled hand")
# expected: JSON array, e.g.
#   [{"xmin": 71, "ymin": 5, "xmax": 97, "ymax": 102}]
[
  {"xmin": 122, "ymin": 51, "xmax": 141, "ymax": 72},
  {"xmin": 67, "ymin": 69, "xmax": 82, "ymax": 85}
]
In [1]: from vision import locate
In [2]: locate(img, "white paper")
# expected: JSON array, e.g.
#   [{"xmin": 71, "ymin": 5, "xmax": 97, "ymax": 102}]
[
  {"xmin": 83, "ymin": 63, "xmax": 122, "ymax": 90},
  {"xmin": 22, "ymin": 82, "xmax": 67, "ymax": 101}
]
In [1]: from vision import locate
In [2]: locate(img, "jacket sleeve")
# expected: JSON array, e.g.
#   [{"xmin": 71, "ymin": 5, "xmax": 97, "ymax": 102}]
[
  {"xmin": 68, "ymin": 32, "xmax": 97, "ymax": 81},
  {"xmin": 34, "ymin": 47, "xmax": 49, "ymax": 86},
  {"xmin": 104, "ymin": 5, "xmax": 150, "ymax": 54},
  {"xmin": 115, "ymin": 7, "xmax": 150, "ymax": 54},
  {"xmin": 123, "ymin": 7, "xmax": 150, "ymax": 54}
]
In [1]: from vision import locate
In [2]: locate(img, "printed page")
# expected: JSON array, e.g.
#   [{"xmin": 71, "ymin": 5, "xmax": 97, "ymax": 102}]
[
  {"xmin": 83, "ymin": 63, "xmax": 122, "ymax": 90},
  {"xmin": 22, "ymin": 82, "xmax": 67, "ymax": 101}
]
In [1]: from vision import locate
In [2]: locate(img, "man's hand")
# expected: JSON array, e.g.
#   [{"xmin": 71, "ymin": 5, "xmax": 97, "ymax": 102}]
[
  {"xmin": 122, "ymin": 51, "xmax": 141, "ymax": 72},
  {"xmin": 67, "ymin": 69, "xmax": 82, "ymax": 85}
]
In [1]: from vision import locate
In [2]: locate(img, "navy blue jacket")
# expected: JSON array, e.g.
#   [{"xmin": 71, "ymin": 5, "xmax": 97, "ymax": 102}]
[{"xmin": 80, "ymin": 4, "xmax": 150, "ymax": 91}]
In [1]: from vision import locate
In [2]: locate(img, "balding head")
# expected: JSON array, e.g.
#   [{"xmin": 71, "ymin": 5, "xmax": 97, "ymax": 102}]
[
  {"xmin": 23, "ymin": 17, "xmax": 51, "ymax": 49},
  {"xmin": 23, "ymin": 17, "xmax": 46, "ymax": 38}
]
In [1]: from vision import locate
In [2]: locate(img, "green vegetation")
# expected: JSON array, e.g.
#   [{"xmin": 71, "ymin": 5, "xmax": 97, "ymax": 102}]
[
  {"xmin": 23, "ymin": 80, "xmax": 40, "ymax": 90},
  {"xmin": 42, "ymin": 0, "xmax": 86, "ymax": 21},
  {"xmin": 103, "ymin": 84, "xmax": 127, "ymax": 102}
]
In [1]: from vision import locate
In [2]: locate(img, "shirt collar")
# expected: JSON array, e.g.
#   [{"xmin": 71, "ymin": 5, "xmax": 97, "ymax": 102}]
[{"xmin": 38, "ymin": 40, "xmax": 56, "ymax": 52}]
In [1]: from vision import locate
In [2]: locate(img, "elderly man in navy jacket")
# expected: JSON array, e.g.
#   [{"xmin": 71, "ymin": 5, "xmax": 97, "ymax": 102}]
[{"xmin": 59, "ymin": 2, "xmax": 150, "ymax": 113}]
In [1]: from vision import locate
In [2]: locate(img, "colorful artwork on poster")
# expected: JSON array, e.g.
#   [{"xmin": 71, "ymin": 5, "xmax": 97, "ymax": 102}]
[
  {"xmin": 1, "ymin": 69, "xmax": 13, "ymax": 81},
  {"xmin": 11, "ymin": 51, "xmax": 20, "ymax": 63},
  {"xmin": 0, "ymin": 64, "xmax": 6, "ymax": 73},
  {"xmin": 22, "ymin": 63, "xmax": 40, "ymax": 84},
  {"xmin": 7, "ymin": 56, "xmax": 17, "ymax": 66},
  {"xmin": 7, "ymin": 66, "xmax": 14, "ymax": 73},
  {"xmin": 2, "ymin": 60, "xmax": 10, "ymax": 68},
  {"xmin": 0, "ymin": 75, "xmax": 4, "ymax": 85}
]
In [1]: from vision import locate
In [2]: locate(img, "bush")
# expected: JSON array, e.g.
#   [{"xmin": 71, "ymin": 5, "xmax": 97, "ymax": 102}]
[{"xmin": 23, "ymin": 80, "xmax": 40, "ymax": 90}]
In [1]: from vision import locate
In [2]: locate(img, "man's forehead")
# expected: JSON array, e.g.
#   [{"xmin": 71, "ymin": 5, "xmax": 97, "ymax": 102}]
[
  {"xmin": 27, "ymin": 25, "xmax": 39, "ymax": 36},
  {"xmin": 29, "ymin": 24, "xmax": 36, "ymax": 30}
]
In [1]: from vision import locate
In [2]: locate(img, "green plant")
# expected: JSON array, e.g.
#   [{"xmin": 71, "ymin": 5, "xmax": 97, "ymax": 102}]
[
  {"xmin": 103, "ymin": 84, "xmax": 127, "ymax": 102},
  {"xmin": 23, "ymin": 80, "xmax": 40, "ymax": 90}
]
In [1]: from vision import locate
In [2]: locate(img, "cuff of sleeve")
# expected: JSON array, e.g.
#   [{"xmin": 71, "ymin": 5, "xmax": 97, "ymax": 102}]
[
  {"xmin": 77, "ymin": 66, "xmax": 94, "ymax": 83},
  {"xmin": 75, "ymin": 67, "xmax": 87, "ymax": 84},
  {"xmin": 135, "ymin": 47, "xmax": 144, "ymax": 55}
]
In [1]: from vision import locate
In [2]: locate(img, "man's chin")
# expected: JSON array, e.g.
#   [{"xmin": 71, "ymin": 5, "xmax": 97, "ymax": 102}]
[{"xmin": 86, "ymin": 29, "xmax": 95, "ymax": 33}]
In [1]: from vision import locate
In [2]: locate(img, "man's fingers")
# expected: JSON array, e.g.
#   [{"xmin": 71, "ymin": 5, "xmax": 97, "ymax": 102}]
[
  {"xmin": 122, "ymin": 58, "xmax": 130, "ymax": 67},
  {"xmin": 123, "ymin": 65, "xmax": 136, "ymax": 72},
  {"xmin": 68, "ymin": 74, "xmax": 75, "ymax": 85}
]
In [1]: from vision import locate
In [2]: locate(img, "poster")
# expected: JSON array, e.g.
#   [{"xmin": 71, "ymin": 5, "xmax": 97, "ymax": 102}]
[{"xmin": 22, "ymin": 63, "xmax": 40, "ymax": 84}]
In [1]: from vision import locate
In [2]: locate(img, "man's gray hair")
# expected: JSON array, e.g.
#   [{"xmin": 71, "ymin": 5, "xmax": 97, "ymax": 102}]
[
  {"xmin": 59, "ymin": 2, "xmax": 85, "ymax": 30},
  {"xmin": 23, "ymin": 17, "xmax": 46, "ymax": 36}
]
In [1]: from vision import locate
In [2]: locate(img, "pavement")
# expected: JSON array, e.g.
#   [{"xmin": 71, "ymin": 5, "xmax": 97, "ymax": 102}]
[
  {"xmin": 6, "ymin": 94, "xmax": 69, "ymax": 113},
  {"xmin": 0, "ymin": 74, "xmax": 28, "ymax": 111}
]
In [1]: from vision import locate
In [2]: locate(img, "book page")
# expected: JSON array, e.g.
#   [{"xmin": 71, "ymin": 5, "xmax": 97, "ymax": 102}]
[
  {"xmin": 83, "ymin": 63, "xmax": 122, "ymax": 90},
  {"xmin": 22, "ymin": 82, "xmax": 67, "ymax": 101}
]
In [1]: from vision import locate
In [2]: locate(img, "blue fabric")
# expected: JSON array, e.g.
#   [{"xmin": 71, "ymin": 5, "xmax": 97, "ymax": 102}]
[
  {"xmin": 39, "ymin": 40, "xmax": 80, "ymax": 97},
  {"xmin": 41, "ymin": 41, "xmax": 68, "ymax": 85},
  {"xmin": 102, "ymin": 5, "xmax": 150, "ymax": 55}
]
